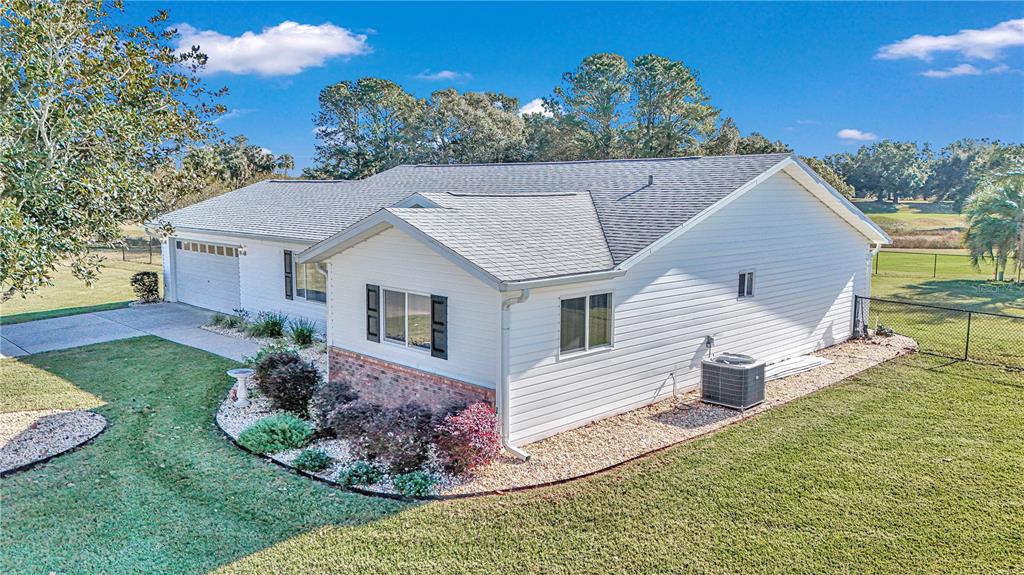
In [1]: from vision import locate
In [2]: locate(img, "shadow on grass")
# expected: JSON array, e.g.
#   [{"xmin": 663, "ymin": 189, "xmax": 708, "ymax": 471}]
[
  {"xmin": 0, "ymin": 301, "xmax": 132, "ymax": 325},
  {"xmin": 0, "ymin": 336, "xmax": 410, "ymax": 575}
]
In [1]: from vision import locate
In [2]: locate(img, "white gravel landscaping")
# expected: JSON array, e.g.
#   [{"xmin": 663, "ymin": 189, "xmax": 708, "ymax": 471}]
[
  {"xmin": 0, "ymin": 409, "xmax": 107, "ymax": 475},
  {"xmin": 216, "ymin": 335, "xmax": 914, "ymax": 497},
  {"xmin": 202, "ymin": 324, "xmax": 328, "ymax": 377}
]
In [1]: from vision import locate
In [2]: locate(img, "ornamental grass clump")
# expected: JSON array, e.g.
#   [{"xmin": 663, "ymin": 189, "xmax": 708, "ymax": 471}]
[
  {"xmin": 435, "ymin": 402, "xmax": 501, "ymax": 474},
  {"xmin": 247, "ymin": 311, "xmax": 287, "ymax": 338},
  {"xmin": 287, "ymin": 318, "xmax": 319, "ymax": 346},
  {"xmin": 237, "ymin": 414, "xmax": 312, "ymax": 454}
]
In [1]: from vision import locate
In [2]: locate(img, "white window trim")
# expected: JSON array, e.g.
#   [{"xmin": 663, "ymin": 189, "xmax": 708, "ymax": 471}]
[
  {"xmin": 380, "ymin": 286, "xmax": 432, "ymax": 354},
  {"xmin": 738, "ymin": 270, "xmax": 756, "ymax": 299},
  {"xmin": 557, "ymin": 291, "xmax": 615, "ymax": 360}
]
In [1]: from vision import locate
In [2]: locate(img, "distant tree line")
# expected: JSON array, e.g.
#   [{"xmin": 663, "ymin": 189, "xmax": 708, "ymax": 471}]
[
  {"xmin": 301, "ymin": 53, "xmax": 853, "ymax": 196},
  {"xmin": 825, "ymin": 139, "xmax": 1022, "ymax": 211}
]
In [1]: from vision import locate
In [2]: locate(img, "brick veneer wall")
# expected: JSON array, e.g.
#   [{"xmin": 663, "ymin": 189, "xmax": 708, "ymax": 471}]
[{"xmin": 328, "ymin": 346, "xmax": 495, "ymax": 410}]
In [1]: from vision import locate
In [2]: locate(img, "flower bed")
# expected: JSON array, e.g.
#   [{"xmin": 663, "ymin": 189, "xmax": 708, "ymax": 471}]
[{"xmin": 217, "ymin": 335, "xmax": 914, "ymax": 498}]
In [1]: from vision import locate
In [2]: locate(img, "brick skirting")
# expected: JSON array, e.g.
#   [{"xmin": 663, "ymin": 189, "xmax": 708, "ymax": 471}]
[{"xmin": 328, "ymin": 346, "xmax": 495, "ymax": 411}]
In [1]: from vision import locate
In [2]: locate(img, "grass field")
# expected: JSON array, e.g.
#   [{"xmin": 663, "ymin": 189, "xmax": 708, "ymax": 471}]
[
  {"xmin": 1, "ymin": 338, "xmax": 1022, "ymax": 574},
  {"xmin": 854, "ymin": 200, "xmax": 965, "ymax": 249},
  {"xmin": 0, "ymin": 257, "xmax": 161, "ymax": 325}
]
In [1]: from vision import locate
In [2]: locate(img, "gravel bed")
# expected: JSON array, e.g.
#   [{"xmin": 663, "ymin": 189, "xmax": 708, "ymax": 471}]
[
  {"xmin": 0, "ymin": 409, "xmax": 107, "ymax": 474},
  {"xmin": 441, "ymin": 335, "xmax": 916, "ymax": 495},
  {"xmin": 215, "ymin": 335, "xmax": 913, "ymax": 497},
  {"xmin": 203, "ymin": 324, "xmax": 327, "ymax": 377}
]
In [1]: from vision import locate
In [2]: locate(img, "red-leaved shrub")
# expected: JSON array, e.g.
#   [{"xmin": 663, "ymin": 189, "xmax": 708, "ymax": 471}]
[{"xmin": 435, "ymin": 402, "xmax": 500, "ymax": 474}]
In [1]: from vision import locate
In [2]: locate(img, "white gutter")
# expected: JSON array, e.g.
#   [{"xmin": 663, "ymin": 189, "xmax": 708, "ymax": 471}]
[
  {"xmin": 498, "ymin": 289, "xmax": 531, "ymax": 461},
  {"xmin": 498, "ymin": 269, "xmax": 626, "ymax": 292}
]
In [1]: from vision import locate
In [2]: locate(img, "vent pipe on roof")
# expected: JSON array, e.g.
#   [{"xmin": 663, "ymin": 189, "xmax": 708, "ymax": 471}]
[{"xmin": 648, "ymin": 175, "xmax": 654, "ymax": 186}]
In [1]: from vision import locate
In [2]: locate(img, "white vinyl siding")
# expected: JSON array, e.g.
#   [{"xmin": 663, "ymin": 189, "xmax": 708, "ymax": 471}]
[
  {"xmin": 238, "ymin": 239, "xmax": 327, "ymax": 331},
  {"xmin": 505, "ymin": 171, "xmax": 872, "ymax": 444},
  {"xmin": 327, "ymin": 227, "xmax": 501, "ymax": 388}
]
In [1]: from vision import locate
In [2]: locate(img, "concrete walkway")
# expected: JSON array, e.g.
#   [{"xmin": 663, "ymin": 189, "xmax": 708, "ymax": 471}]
[{"xmin": 1, "ymin": 303, "xmax": 260, "ymax": 362}]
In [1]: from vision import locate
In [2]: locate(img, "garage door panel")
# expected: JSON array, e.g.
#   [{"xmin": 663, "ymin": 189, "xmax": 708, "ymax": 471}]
[{"xmin": 175, "ymin": 241, "xmax": 241, "ymax": 314}]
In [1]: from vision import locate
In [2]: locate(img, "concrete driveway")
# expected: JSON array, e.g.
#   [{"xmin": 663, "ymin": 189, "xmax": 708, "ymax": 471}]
[{"xmin": 1, "ymin": 303, "xmax": 260, "ymax": 361}]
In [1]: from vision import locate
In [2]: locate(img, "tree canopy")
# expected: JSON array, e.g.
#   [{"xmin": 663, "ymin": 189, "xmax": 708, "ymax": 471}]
[
  {"xmin": 0, "ymin": 0, "xmax": 222, "ymax": 300},
  {"xmin": 963, "ymin": 174, "xmax": 1023, "ymax": 282}
]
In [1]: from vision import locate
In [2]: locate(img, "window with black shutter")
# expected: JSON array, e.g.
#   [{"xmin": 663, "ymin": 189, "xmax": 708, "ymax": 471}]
[
  {"xmin": 284, "ymin": 251, "xmax": 294, "ymax": 300},
  {"xmin": 366, "ymin": 284, "xmax": 380, "ymax": 342},
  {"xmin": 430, "ymin": 295, "xmax": 448, "ymax": 359}
]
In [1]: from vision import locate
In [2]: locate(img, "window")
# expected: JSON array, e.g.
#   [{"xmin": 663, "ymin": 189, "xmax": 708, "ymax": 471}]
[
  {"xmin": 560, "ymin": 293, "xmax": 613, "ymax": 354},
  {"xmin": 296, "ymin": 263, "xmax": 328, "ymax": 303},
  {"xmin": 177, "ymin": 241, "xmax": 237, "ymax": 257},
  {"xmin": 369, "ymin": 286, "xmax": 446, "ymax": 357},
  {"xmin": 738, "ymin": 271, "xmax": 754, "ymax": 298}
]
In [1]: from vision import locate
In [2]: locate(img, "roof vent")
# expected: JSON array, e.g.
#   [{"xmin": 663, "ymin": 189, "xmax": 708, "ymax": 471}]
[{"xmin": 648, "ymin": 175, "xmax": 654, "ymax": 186}]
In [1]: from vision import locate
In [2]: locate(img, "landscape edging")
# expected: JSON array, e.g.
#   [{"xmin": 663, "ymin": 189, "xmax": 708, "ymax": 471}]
[{"xmin": 0, "ymin": 413, "xmax": 109, "ymax": 478}]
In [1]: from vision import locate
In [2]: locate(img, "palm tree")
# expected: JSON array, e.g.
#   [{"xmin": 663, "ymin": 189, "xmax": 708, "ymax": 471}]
[
  {"xmin": 963, "ymin": 173, "xmax": 1023, "ymax": 282},
  {"xmin": 275, "ymin": 154, "xmax": 295, "ymax": 178}
]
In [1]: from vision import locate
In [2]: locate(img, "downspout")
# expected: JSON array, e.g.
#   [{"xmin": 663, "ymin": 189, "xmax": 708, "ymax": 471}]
[{"xmin": 499, "ymin": 289, "xmax": 531, "ymax": 461}]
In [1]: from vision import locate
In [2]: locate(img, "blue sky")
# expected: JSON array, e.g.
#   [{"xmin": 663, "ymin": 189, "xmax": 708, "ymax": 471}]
[{"xmin": 125, "ymin": 2, "xmax": 1024, "ymax": 170}]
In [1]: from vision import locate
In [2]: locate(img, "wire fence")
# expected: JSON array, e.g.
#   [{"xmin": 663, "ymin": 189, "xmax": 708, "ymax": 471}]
[
  {"xmin": 854, "ymin": 296, "xmax": 1024, "ymax": 370},
  {"xmin": 88, "ymin": 238, "xmax": 161, "ymax": 266},
  {"xmin": 873, "ymin": 250, "xmax": 1021, "ymax": 282}
]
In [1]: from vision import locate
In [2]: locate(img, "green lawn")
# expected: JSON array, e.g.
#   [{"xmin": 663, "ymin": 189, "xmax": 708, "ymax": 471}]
[
  {"xmin": 2, "ymin": 337, "xmax": 1022, "ymax": 574},
  {"xmin": 0, "ymin": 257, "xmax": 161, "ymax": 325},
  {"xmin": 854, "ymin": 200, "xmax": 965, "ymax": 249}
]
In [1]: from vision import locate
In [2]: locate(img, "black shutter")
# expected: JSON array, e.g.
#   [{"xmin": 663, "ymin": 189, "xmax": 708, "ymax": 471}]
[
  {"xmin": 366, "ymin": 284, "xmax": 380, "ymax": 342},
  {"xmin": 284, "ymin": 251, "xmax": 294, "ymax": 300},
  {"xmin": 430, "ymin": 294, "xmax": 448, "ymax": 359}
]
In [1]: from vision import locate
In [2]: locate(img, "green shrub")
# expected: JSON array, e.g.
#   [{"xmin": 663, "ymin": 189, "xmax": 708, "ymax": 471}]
[
  {"xmin": 247, "ymin": 311, "xmax": 288, "ymax": 338},
  {"xmin": 223, "ymin": 314, "xmax": 246, "ymax": 329},
  {"xmin": 293, "ymin": 449, "xmax": 332, "ymax": 472},
  {"xmin": 288, "ymin": 318, "xmax": 319, "ymax": 346},
  {"xmin": 243, "ymin": 341, "xmax": 298, "ymax": 367},
  {"xmin": 209, "ymin": 313, "xmax": 228, "ymax": 326},
  {"xmin": 392, "ymin": 470, "xmax": 436, "ymax": 497},
  {"xmin": 337, "ymin": 461, "xmax": 383, "ymax": 487},
  {"xmin": 129, "ymin": 271, "xmax": 160, "ymax": 302},
  {"xmin": 237, "ymin": 414, "xmax": 312, "ymax": 454}
]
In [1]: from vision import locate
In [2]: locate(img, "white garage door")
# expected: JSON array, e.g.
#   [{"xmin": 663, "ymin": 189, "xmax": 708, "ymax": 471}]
[{"xmin": 174, "ymin": 239, "xmax": 241, "ymax": 314}]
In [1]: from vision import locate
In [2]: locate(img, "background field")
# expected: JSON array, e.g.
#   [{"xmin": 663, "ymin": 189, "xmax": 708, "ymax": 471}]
[{"xmin": 854, "ymin": 200, "xmax": 965, "ymax": 249}]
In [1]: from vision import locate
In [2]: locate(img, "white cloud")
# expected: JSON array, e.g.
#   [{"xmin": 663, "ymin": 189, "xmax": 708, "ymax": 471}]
[
  {"xmin": 519, "ymin": 98, "xmax": 553, "ymax": 117},
  {"xmin": 921, "ymin": 62, "xmax": 1017, "ymax": 78},
  {"xmin": 175, "ymin": 21, "xmax": 370, "ymax": 76},
  {"xmin": 212, "ymin": 108, "xmax": 254, "ymax": 124},
  {"xmin": 876, "ymin": 18, "xmax": 1024, "ymax": 61},
  {"xmin": 415, "ymin": 69, "xmax": 471, "ymax": 81},
  {"xmin": 837, "ymin": 128, "xmax": 878, "ymax": 142}
]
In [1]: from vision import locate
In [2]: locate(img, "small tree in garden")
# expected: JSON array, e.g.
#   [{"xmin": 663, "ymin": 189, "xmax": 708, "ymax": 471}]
[
  {"xmin": 435, "ymin": 402, "xmax": 501, "ymax": 474},
  {"xmin": 129, "ymin": 272, "xmax": 160, "ymax": 303}
]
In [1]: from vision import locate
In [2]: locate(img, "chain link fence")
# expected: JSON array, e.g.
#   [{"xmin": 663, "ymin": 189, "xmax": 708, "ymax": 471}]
[
  {"xmin": 854, "ymin": 296, "xmax": 1024, "ymax": 370},
  {"xmin": 873, "ymin": 250, "xmax": 1021, "ymax": 282}
]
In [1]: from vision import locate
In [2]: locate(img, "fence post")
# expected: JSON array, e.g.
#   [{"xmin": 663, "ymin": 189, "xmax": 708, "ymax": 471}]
[
  {"xmin": 933, "ymin": 254, "xmax": 938, "ymax": 278},
  {"xmin": 149, "ymin": 241, "xmax": 153, "ymax": 265},
  {"xmin": 122, "ymin": 246, "xmax": 126, "ymax": 261},
  {"xmin": 874, "ymin": 251, "xmax": 879, "ymax": 275},
  {"xmin": 964, "ymin": 311, "xmax": 972, "ymax": 361}
]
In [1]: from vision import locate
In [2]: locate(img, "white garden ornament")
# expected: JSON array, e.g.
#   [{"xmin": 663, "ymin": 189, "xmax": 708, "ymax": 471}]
[{"xmin": 227, "ymin": 368, "xmax": 254, "ymax": 408}]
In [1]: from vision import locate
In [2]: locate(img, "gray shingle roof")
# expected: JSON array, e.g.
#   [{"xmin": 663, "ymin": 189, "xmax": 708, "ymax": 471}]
[
  {"xmin": 387, "ymin": 192, "xmax": 613, "ymax": 282},
  {"xmin": 159, "ymin": 154, "xmax": 792, "ymax": 276},
  {"xmin": 156, "ymin": 180, "xmax": 411, "ymax": 243}
]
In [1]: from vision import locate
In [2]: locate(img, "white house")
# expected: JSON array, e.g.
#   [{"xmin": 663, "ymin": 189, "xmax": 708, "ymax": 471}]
[{"xmin": 157, "ymin": 153, "xmax": 889, "ymax": 453}]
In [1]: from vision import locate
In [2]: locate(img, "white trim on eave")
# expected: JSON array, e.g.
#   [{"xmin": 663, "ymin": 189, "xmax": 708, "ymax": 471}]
[{"xmin": 616, "ymin": 156, "xmax": 890, "ymax": 272}]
